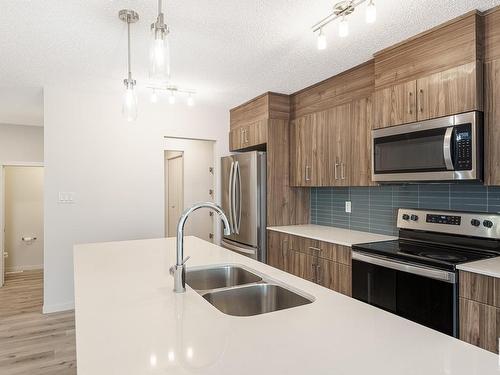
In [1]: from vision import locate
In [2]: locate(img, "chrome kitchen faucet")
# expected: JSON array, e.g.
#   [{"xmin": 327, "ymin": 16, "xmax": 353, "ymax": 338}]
[{"xmin": 171, "ymin": 202, "xmax": 231, "ymax": 293}]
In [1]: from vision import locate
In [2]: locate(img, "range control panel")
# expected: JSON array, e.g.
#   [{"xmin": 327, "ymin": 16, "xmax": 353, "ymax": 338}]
[
  {"xmin": 426, "ymin": 214, "xmax": 461, "ymax": 226},
  {"xmin": 397, "ymin": 209, "xmax": 500, "ymax": 239}
]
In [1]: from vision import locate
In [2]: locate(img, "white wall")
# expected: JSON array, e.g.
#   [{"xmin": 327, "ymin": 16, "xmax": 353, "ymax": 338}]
[
  {"xmin": 43, "ymin": 86, "xmax": 229, "ymax": 313},
  {"xmin": 5, "ymin": 166, "xmax": 44, "ymax": 272},
  {"xmin": 0, "ymin": 123, "xmax": 44, "ymax": 162}
]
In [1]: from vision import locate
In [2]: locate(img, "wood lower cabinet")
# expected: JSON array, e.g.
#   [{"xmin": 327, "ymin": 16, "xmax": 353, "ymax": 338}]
[
  {"xmin": 459, "ymin": 270, "xmax": 500, "ymax": 353},
  {"xmin": 267, "ymin": 230, "xmax": 352, "ymax": 296}
]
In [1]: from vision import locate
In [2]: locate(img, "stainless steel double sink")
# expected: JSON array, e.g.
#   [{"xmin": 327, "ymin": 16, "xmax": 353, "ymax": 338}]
[{"xmin": 185, "ymin": 265, "xmax": 313, "ymax": 317}]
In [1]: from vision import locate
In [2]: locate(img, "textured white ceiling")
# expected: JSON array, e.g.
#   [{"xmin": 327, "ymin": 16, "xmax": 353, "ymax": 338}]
[{"xmin": 1, "ymin": 0, "xmax": 500, "ymax": 125}]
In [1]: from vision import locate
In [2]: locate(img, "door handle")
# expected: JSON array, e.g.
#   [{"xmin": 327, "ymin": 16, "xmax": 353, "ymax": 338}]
[
  {"xmin": 341, "ymin": 163, "xmax": 346, "ymax": 180},
  {"xmin": 408, "ymin": 91, "xmax": 413, "ymax": 114},
  {"xmin": 334, "ymin": 162, "xmax": 340, "ymax": 180},
  {"xmin": 443, "ymin": 127, "xmax": 454, "ymax": 170},
  {"xmin": 245, "ymin": 129, "xmax": 249, "ymax": 144},
  {"xmin": 235, "ymin": 161, "xmax": 242, "ymax": 234}
]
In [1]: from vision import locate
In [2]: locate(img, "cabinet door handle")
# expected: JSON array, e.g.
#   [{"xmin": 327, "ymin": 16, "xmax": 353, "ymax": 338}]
[
  {"xmin": 419, "ymin": 89, "xmax": 424, "ymax": 113},
  {"xmin": 309, "ymin": 246, "xmax": 322, "ymax": 254},
  {"xmin": 305, "ymin": 166, "xmax": 311, "ymax": 181},
  {"xmin": 341, "ymin": 163, "xmax": 346, "ymax": 180},
  {"xmin": 334, "ymin": 162, "xmax": 340, "ymax": 180},
  {"xmin": 408, "ymin": 91, "xmax": 413, "ymax": 114},
  {"xmin": 245, "ymin": 129, "xmax": 249, "ymax": 143}
]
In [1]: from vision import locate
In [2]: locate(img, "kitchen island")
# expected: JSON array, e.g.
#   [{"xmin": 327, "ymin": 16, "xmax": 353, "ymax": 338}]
[{"xmin": 74, "ymin": 236, "xmax": 500, "ymax": 375}]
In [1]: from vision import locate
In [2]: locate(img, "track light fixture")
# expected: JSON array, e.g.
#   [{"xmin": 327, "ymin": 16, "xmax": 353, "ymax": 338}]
[{"xmin": 313, "ymin": 0, "xmax": 377, "ymax": 50}]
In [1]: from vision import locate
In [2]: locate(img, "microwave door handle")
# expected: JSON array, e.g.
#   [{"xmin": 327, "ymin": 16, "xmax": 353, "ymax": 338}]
[
  {"xmin": 443, "ymin": 126, "xmax": 454, "ymax": 170},
  {"xmin": 228, "ymin": 161, "xmax": 235, "ymax": 233}
]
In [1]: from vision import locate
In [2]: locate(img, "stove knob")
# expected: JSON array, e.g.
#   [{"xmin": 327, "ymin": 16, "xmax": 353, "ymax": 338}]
[
  {"xmin": 471, "ymin": 219, "xmax": 481, "ymax": 227},
  {"xmin": 410, "ymin": 214, "xmax": 419, "ymax": 221},
  {"xmin": 483, "ymin": 220, "xmax": 494, "ymax": 229},
  {"xmin": 402, "ymin": 214, "xmax": 410, "ymax": 220}
]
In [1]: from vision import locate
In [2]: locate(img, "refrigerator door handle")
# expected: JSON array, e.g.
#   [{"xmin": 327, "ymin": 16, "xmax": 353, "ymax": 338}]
[
  {"xmin": 235, "ymin": 161, "xmax": 242, "ymax": 234},
  {"xmin": 231, "ymin": 161, "xmax": 238, "ymax": 234},
  {"xmin": 228, "ymin": 161, "xmax": 235, "ymax": 233}
]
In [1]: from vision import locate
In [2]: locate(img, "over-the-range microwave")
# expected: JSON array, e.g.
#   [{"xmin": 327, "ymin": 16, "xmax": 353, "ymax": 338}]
[{"xmin": 372, "ymin": 111, "xmax": 483, "ymax": 183}]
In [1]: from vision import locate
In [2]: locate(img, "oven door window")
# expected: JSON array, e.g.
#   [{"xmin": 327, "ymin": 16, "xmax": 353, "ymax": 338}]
[{"xmin": 374, "ymin": 127, "xmax": 451, "ymax": 174}]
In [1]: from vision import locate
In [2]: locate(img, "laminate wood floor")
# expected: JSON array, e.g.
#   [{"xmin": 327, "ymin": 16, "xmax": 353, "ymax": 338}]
[{"xmin": 0, "ymin": 270, "xmax": 77, "ymax": 375}]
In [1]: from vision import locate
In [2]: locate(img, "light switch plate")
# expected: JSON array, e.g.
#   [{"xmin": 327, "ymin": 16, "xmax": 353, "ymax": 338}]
[
  {"xmin": 345, "ymin": 201, "xmax": 352, "ymax": 213},
  {"xmin": 58, "ymin": 192, "xmax": 76, "ymax": 204}
]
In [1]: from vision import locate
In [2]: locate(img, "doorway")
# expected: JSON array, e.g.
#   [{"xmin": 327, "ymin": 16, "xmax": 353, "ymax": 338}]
[
  {"xmin": 0, "ymin": 165, "xmax": 44, "ymax": 287},
  {"xmin": 164, "ymin": 138, "xmax": 215, "ymax": 242}
]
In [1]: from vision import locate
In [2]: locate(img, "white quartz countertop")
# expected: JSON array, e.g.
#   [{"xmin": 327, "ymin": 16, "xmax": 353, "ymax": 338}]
[
  {"xmin": 457, "ymin": 257, "xmax": 500, "ymax": 278},
  {"xmin": 74, "ymin": 236, "xmax": 500, "ymax": 375},
  {"xmin": 267, "ymin": 224, "xmax": 397, "ymax": 246}
]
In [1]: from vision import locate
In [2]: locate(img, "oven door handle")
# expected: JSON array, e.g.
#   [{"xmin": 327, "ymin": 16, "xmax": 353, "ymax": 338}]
[
  {"xmin": 443, "ymin": 126, "xmax": 454, "ymax": 170},
  {"xmin": 352, "ymin": 251, "xmax": 456, "ymax": 283}
]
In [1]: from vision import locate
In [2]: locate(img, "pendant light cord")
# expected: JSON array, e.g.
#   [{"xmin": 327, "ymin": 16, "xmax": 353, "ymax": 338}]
[{"xmin": 127, "ymin": 19, "xmax": 132, "ymax": 80}]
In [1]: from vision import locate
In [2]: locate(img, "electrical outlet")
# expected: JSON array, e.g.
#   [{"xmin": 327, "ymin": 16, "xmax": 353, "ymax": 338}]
[{"xmin": 345, "ymin": 201, "xmax": 352, "ymax": 213}]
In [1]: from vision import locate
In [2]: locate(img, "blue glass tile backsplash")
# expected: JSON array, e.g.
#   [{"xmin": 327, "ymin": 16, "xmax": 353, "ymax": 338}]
[{"xmin": 310, "ymin": 185, "xmax": 500, "ymax": 236}]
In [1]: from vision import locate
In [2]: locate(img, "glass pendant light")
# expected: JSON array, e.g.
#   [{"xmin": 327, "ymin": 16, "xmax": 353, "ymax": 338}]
[
  {"xmin": 150, "ymin": 0, "xmax": 170, "ymax": 82},
  {"xmin": 317, "ymin": 28, "xmax": 327, "ymax": 50},
  {"xmin": 119, "ymin": 9, "xmax": 139, "ymax": 122},
  {"xmin": 366, "ymin": 0, "xmax": 377, "ymax": 24},
  {"xmin": 339, "ymin": 16, "xmax": 349, "ymax": 37}
]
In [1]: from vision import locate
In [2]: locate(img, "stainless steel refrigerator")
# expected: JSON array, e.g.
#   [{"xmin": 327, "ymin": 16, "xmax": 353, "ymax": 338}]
[{"xmin": 221, "ymin": 151, "xmax": 266, "ymax": 262}]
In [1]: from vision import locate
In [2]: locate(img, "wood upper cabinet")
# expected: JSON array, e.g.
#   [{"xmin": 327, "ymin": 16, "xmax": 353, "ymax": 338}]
[
  {"xmin": 291, "ymin": 104, "xmax": 353, "ymax": 187},
  {"xmin": 289, "ymin": 111, "xmax": 329, "ymax": 187},
  {"xmin": 374, "ymin": 62, "xmax": 482, "ymax": 129},
  {"xmin": 485, "ymin": 59, "xmax": 500, "ymax": 185},
  {"xmin": 374, "ymin": 81, "xmax": 417, "ymax": 129},
  {"xmin": 229, "ymin": 92, "xmax": 289, "ymax": 152},
  {"xmin": 416, "ymin": 62, "xmax": 482, "ymax": 121},
  {"xmin": 327, "ymin": 103, "xmax": 351, "ymax": 186},
  {"xmin": 351, "ymin": 97, "xmax": 375, "ymax": 186},
  {"xmin": 459, "ymin": 270, "xmax": 500, "ymax": 353}
]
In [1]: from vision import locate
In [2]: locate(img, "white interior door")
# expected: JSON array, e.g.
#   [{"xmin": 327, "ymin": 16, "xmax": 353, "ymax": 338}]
[{"xmin": 167, "ymin": 155, "xmax": 184, "ymax": 237}]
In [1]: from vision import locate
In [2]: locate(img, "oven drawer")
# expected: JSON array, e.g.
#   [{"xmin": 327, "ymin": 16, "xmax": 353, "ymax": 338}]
[{"xmin": 352, "ymin": 253, "xmax": 458, "ymax": 337}]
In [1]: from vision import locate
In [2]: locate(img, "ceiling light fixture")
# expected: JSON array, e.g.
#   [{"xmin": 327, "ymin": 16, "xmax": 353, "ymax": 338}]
[
  {"xmin": 119, "ymin": 9, "xmax": 140, "ymax": 122},
  {"xmin": 150, "ymin": 0, "xmax": 170, "ymax": 82},
  {"xmin": 148, "ymin": 85, "xmax": 196, "ymax": 106},
  {"xmin": 312, "ymin": 0, "xmax": 377, "ymax": 49}
]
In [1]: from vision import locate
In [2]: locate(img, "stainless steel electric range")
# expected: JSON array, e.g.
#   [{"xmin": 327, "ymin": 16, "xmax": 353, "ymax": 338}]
[{"xmin": 352, "ymin": 208, "xmax": 500, "ymax": 337}]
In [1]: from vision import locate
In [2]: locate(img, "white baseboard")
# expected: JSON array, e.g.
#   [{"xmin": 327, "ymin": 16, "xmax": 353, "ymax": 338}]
[
  {"xmin": 43, "ymin": 301, "xmax": 75, "ymax": 314},
  {"xmin": 6, "ymin": 264, "xmax": 43, "ymax": 273}
]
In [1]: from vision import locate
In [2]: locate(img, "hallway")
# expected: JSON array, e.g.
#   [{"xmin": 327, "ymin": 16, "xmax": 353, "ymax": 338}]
[{"xmin": 0, "ymin": 271, "xmax": 76, "ymax": 374}]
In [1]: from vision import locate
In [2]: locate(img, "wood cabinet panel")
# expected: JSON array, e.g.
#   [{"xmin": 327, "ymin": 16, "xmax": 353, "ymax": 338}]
[
  {"xmin": 484, "ymin": 59, "xmax": 500, "ymax": 185},
  {"xmin": 374, "ymin": 12, "xmax": 481, "ymax": 89},
  {"xmin": 459, "ymin": 297, "xmax": 500, "ymax": 353},
  {"xmin": 417, "ymin": 62, "xmax": 482, "ymax": 121},
  {"xmin": 459, "ymin": 271, "xmax": 496, "ymax": 306},
  {"xmin": 230, "ymin": 92, "xmax": 289, "ymax": 129},
  {"xmin": 484, "ymin": 6, "xmax": 500, "ymax": 62},
  {"xmin": 267, "ymin": 230, "xmax": 287, "ymax": 271},
  {"xmin": 374, "ymin": 80, "xmax": 416, "ymax": 128}
]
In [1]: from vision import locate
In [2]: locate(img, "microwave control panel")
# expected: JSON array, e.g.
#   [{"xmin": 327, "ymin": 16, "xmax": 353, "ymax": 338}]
[{"xmin": 454, "ymin": 123, "xmax": 472, "ymax": 170}]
